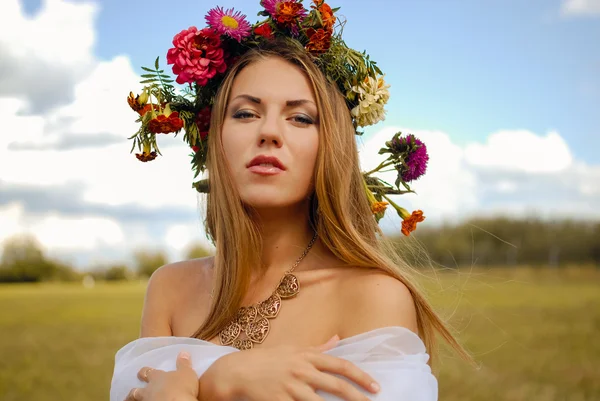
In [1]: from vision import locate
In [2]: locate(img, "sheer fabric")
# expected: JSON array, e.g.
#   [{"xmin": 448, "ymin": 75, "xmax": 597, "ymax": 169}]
[{"xmin": 110, "ymin": 326, "xmax": 437, "ymax": 400}]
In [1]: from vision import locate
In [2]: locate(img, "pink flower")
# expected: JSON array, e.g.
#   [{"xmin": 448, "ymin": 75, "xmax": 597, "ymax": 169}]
[
  {"xmin": 166, "ymin": 27, "xmax": 227, "ymax": 86},
  {"xmin": 205, "ymin": 7, "xmax": 252, "ymax": 42}
]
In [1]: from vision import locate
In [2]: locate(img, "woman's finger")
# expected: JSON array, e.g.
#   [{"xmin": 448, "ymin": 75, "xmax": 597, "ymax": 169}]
[
  {"xmin": 124, "ymin": 387, "xmax": 145, "ymax": 401},
  {"xmin": 313, "ymin": 335, "xmax": 340, "ymax": 353},
  {"xmin": 305, "ymin": 371, "xmax": 371, "ymax": 401},
  {"xmin": 309, "ymin": 354, "xmax": 380, "ymax": 395},
  {"xmin": 290, "ymin": 382, "xmax": 327, "ymax": 401},
  {"xmin": 176, "ymin": 351, "xmax": 192, "ymax": 370},
  {"xmin": 137, "ymin": 367, "xmax": 157, "ymax": 383}
]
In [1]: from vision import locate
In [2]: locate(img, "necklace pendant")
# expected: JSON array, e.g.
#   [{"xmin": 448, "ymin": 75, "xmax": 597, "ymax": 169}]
[
  {"xmin": 276, "ymin": 273, "xmax": 300, "ymax": 299},
  {"xmin": 237, "ymin": 305, "xmax": 258, "ymax": 331},
  {"xmin": 232, "ymin": 338, "xmax": 254, "ymax": 350},
  {"xmin": 246, "ymin": 316, "xmax": 270, "ymax": 344},
  {"xmin": 219, "ymin": 321, "xmax": 241, "ymax": 346},
  {"xmin": 258, "ymin": 293, "xmax": 281, "ymax": 318}
]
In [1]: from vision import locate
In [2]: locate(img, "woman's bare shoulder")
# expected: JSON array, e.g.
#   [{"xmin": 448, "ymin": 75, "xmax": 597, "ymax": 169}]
[
  {"xmin": 140, "ymin": 256, "xmax": 214, "ymax": 337},
  {"xmin": 334, "ymin": 266, "xmax": 419, "ymax": 338},
  {"xmin": 150, "ymin": 256, "xmax": 215, "ymax": 290}
]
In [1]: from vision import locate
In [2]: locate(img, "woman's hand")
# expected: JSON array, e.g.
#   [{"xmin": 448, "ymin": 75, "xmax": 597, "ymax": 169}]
[
  {"xmin": 125, "ymin": 351, "xmax": 199, "ymax": 401},
  {"xmin": 199, "ymin": 335, "xmax": 381, "ymax": 401}
]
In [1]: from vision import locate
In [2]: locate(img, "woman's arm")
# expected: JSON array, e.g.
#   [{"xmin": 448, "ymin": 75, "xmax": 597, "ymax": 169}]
[{"xmin": 139, "ymin": 265, "xmax": 175, "ymax": 338}]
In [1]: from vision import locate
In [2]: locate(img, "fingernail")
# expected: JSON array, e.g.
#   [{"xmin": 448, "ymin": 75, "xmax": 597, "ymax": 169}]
[
  {"xmin": 370, "ymin": 382, "xmax": 380, "ymax": 392},
  {"xmin": 332, "ymin": 334, "xmax": 340, "ymax": 341},
  {"xmin": 179, "ymin": 351, "xmax": 190, "ymax": 360}
]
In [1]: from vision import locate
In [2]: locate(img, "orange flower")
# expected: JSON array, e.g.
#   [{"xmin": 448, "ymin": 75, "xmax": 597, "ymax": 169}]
[
  {"xmin": 313, "ymin": 0, "xmax": 336, "ymax": 32},
  {"xmin": 135, "ymin": 141, "xmax": 157, "ymax": 162},
  {"xmin": 371, "ymin": 201, "xmax": 389, "ymax": 215},
  {"xmin": 276, "ymin": 2, "xmax": 305, "ymax": 25},
  {"xmin": 401, "ymin": 210, "xmax": 425, "ymax": 236},
  {"xmin": 136, "ymin": 151, "xmax": 158, "ymax": 162},
  {"xmin": 306, "ymin": 28, "xmax": 332, "ymax": 54},
  {"xmin": 148, "ymin": 112, "xmax": 184, "ymax": 134},
  {"xmin": 137, "ymin": 103, "xmax": 161, "ymax": 117},
  {"xmin": 127, "ymin": 91, "xmax": 148, "ymax": 114}
]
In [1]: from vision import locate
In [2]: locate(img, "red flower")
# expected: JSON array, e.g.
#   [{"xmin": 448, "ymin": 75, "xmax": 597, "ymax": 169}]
[
  {"xmin": 136, "ymin": 151, "xmax": 157, "ymax": 162},
  {"xmin": 276, "ymin": 2, "xmax": 303, "ymax": 24},
  {"xmin": 147, "ymin": 110, "xmax": 184, "ymax": 134},
  {"xmin": 166, "ymin": 27, "xmax": 227, "ymax": 86},
  {"xmin": 196, "ymin": 107, "xmax": 211, "ymax": 131},
  {"xmin": 254, "ymin": 23, "xmax": 274, "ymax": 39},
  {"xmin": 306, "ymin": 28, "xmax": 332, "ymax": 55},
  {"xmin": 195, "ymin": 106, "xmax": 211, "ymax": 141}
]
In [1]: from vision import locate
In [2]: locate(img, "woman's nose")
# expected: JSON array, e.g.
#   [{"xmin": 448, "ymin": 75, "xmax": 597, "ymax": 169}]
[{"xmin": 257, "ymin": 113, "xmax": 283, "ymax": 147}]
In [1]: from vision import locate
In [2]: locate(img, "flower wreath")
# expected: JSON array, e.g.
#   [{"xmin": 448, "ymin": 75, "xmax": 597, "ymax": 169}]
[{"xmin": 126, "ymin": 0, "xmax": 428, "ymax": 235}]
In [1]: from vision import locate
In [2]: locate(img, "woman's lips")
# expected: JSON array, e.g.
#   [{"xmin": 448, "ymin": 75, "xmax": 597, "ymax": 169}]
[{"xmin": 247, "ymin": 165, "xmax": 284, "ymax": 175}]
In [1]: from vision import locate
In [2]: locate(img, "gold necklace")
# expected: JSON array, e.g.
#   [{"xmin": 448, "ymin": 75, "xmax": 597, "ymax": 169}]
[{"xmin": 218, "ymin": 231, "xmax": 318, "ymax": 350}]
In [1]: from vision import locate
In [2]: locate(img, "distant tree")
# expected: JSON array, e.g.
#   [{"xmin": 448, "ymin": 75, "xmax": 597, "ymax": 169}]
[
  {"xmin": 0, "ymin": 234, "xmax": 56, "ymax": 282},
  {"xmin": 184, "ymin": 243, "xmax": 213, "ymax": 260},
  {"xmin": 104, "ymin": 264, "xmax": 131, "ymax": 281},
  {"xmin": 134, "ymin": 249, "xmax": 168, "ymax": 278}
]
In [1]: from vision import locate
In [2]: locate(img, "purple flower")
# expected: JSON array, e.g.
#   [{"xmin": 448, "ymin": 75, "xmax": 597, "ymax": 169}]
[
  {"xmin": 398, "ymin": 135, "xmax": 429, "ymax": 182},
  {"xmin": 261, "ymin": 0, "xmax": 281, "ymax": 16}
]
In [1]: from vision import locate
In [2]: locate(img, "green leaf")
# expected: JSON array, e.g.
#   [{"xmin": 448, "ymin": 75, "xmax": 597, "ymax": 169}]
[
  {"xmin": 141, "ymin": 66, "xmax": 155, "ymax": 72},
  {"xmin": 140, "ymin": 74, "xmax": 157, "ymax": 78},
  {"xmin": 140, "ymin": 79, "xmax": 158, "ymax": 84},
  {"xmin": 331, "ymin": 7, "xmax": 341, "ymax": 12},
  {"xmin": 154, "ymin": 56, "xmax": 160, "ymax": 70}
]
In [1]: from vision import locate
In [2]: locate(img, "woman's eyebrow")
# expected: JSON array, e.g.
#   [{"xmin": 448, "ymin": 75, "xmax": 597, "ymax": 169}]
[
  {"xmin": 231, "ymin": 94, "xmax": 315, "ymax": 108},
  {"xmin": 286, "ymin": 99, "xmax": 316, "ymax": 108},
  {"xmin": 231, "ymin": 94, "xmax": 261, "ymax": 104}
]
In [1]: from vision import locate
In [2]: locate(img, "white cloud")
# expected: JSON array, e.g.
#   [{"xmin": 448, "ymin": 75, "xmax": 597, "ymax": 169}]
[
  {"xmin": 0, "ymin": 0, "xmax": 98, "ymax": 112},
  {"xmin": 359, "ymin": 127, "xmax": 600, "ymax": 229},
  {"xmin": 359, "ymin": 127, "xmax": 478, "ymax": 222},
  {"xmin": 464, "ymin": 129, "xmax": 572, "ymax": 173},
  {"xmin": 561, "ymin": 0, "xmax": 600, "ymax": 16},
  {"xmin": 0, "ymin": 0, "xmax": 207, "ymax": 266},
  {"xmin": 0, "ymin": 202, "xmax": 124, "ymax": 253},
  {"xmin": 1, "ymin": 0, "xmax": 598, "ymax": 268}
]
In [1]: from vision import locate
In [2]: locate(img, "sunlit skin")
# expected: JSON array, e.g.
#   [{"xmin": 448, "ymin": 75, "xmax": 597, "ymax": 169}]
[
  {"xmin": 221, "ymin": 56, "xmax": 319, "ymax": 213},
  {"xmin": 221, "ymin": 56, "xmax": 323, "ymax": 271},
  {"xmin": 129, "ymin": 56, "xmax": 419, "ymax": 401}
]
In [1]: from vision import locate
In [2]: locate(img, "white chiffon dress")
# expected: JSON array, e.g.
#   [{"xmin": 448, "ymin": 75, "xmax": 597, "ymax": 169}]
[{"xmin": 110, "ymin": 326, "xmax": 438, "ymax": 400}]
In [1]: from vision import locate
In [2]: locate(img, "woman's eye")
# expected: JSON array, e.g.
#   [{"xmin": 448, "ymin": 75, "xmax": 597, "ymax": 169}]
[
  {"xmin": 232, "ymin": 110, "xmax": 256, "ymax": 119},
  {"xmin": 292, "ymin": 115, "xmax": 315, "ymax": 125}
]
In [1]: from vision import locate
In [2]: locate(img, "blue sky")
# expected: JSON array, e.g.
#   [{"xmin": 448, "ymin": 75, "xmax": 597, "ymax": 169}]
[
  {"xmin": 1, "ymin": 0, "xmax": 598, "ymax": 266},
  {"xmin": 22, "ymin": 0, "xmax": 599, "ymax": 162}
]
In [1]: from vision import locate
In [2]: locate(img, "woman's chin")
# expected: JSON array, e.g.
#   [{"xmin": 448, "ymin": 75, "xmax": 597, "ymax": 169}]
[{"xmin": 239, "ymin": 188, "xmax": 308, "ymax": 211}]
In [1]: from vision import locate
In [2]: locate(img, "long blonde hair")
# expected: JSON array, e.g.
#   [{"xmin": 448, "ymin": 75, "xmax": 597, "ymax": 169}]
[{"xmin": 192, "ymin": 39, "xmax": 471, "ymax": 368}]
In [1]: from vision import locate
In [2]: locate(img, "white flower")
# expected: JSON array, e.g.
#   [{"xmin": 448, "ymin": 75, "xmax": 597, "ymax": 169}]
[{"xmin": 349, "ymin": 75, "xmax": 391, "ymax": 127}]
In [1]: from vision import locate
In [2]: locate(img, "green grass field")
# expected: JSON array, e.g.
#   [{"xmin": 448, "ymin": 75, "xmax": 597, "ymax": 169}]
[{"xmin": 0, "ymin": 266, "xmax": 598, "ymax": 401}]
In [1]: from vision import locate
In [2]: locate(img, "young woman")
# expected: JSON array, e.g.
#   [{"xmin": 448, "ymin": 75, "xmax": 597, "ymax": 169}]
[{"xmin": 111, "ymin": 3, "xmax": 470, "ymax": 400}]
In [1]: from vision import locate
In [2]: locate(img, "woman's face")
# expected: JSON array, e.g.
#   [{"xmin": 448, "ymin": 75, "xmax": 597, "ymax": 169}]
[{"xmin": 221, "ymin": 57, "xmax": 320, "ymax": 211}]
